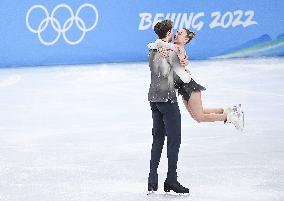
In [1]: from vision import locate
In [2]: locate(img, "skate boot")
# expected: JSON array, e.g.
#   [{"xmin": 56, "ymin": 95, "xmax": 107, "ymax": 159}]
[
  {"xmin": 164, "ymin": 181, "xmax": 189, "ymax": 194},
  {"xmin": 224, "ymin": 107, "xmax": 233, "ymax": 115},
  {"xmin": 232, "ymin": 104, "xmax": 244, "ymax": 131},
  {"xmin": 223, "ymin": 107, "xmax": 233, "ymax": 124},
  {"xmin": 147, "ymin": 183, "xmax": 158, "ymax": 194},
  {"xmin": 226, "ymin": 109, "xmax": 243, "ymax": 131}
]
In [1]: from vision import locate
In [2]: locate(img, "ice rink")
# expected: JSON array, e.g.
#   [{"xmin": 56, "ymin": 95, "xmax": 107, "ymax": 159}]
[{"xmin": 0, "ymin": 58, "xmax": 283, "ymax": 201}]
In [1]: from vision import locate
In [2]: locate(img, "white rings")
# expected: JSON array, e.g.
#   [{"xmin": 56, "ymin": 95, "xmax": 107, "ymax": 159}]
[{"xmin": 26, "ymin": 3, "xmax": 99, "ymax": 46}]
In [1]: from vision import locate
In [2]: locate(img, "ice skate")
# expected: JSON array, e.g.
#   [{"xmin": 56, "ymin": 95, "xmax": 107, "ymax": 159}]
[
  {"xmin": 224, "ymin": 107, "xmax": 233, "ymax": 115},
  {"xmin": 223, "ymin": 107, "xmax": 233, "ymax": 124},
  {"xmin": 147, "ymin": 183, "xmax": 158, "ymax": 195},
  {"xmin": 164, "ymin": 181, "xmax": 189, "ymax": 194},
  {"xmin": 226, "ymin": 109, "xmax": 243, "ymax": 131},
  {"xmin": 232, "ymin": 104, "xmax": 244, "ymax": 131}
]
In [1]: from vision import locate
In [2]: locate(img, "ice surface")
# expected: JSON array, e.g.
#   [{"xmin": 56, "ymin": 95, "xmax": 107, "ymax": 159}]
[{"xmin": 0, "ymin": 58, "xmax": 283, "ymax": 201}]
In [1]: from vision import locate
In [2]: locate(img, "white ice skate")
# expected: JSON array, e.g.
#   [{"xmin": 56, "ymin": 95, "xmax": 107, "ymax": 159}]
[
  {"xmin": 226, "ymin": 104, "xmax": 244, "ymax": 131},
  {"xmin": 223, "ymin": 107, "xmax": 233, "ymax": 115},
  {"xmin": 233, "ymin": 104, "xmax": 244, "ymax": 131}
]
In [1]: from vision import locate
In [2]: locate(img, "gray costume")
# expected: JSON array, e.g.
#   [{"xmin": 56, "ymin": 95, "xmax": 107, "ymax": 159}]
[{"xmin": 148, "ymin": 49, "xmax": 191, "ymax": 102}]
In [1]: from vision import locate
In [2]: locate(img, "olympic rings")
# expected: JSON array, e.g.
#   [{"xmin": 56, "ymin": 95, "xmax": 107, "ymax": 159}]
[{"xmin": 26, "ymin": 3, "xmax": 99, "ymax": 46}]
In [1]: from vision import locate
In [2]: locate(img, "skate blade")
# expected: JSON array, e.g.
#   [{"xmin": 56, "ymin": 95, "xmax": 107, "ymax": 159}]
[
  {"xmin": 242, "ymin": 111, "xmax": 245, "ymax": 130},
  {"xmin": 149, "ymin": 191, "xmax": 189, "ymax": 197},
  {"xmin": 239, "ymin": 109, "xmax": 245, "ymax": 132},
  {"xmin": 236, "ymin": 104, "xmax": 245, "ymax": 132},
  {"xmin": 147, "ymin": 190, "xmax": 156, "ymax": 195},
  {"xmin": 166, "ymin": 191, "xmax": 190, "ymax": 197}
]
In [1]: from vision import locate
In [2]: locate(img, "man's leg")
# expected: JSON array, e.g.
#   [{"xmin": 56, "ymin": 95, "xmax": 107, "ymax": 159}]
[
  {"xmin": 148, "ymin": 102, "xmax": 166, "ymax": 184},
  {"xmin": 157, "ymin": 101, "xmax": 181, "ymax": 184}
]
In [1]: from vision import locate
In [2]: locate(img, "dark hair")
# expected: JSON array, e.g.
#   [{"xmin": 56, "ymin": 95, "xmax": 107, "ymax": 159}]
[
  {"xmin": 184, "ymin": 28, "xmax": 196, "ymax": 44},
  {"xmin": 154, "ymin": 20, "xmax": 173, "ymax": 39}
]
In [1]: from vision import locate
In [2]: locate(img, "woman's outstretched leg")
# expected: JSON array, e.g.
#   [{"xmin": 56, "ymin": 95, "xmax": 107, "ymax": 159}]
[
  {"xmin": 182, "ymin": 99, "xmax": 195, "ymax": 119},
  {"xmin": 183, "ymin": 100, "xmax": 223, "ymax": 117},
  {"xmin": 185, "ymin": 91, "xmax": 227, "ymax": 122},
  {"xmin": 203, "ymin": 108, "xmax": 224, "ymax": 114}
]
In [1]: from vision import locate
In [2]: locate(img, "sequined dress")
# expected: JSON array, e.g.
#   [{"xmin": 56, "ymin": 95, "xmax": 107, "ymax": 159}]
[{"xmin": 174, "ymin": 76, "xmax": 206, "ymax": 102}]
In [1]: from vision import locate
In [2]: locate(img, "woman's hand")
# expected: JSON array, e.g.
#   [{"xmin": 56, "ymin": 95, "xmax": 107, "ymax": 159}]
[
  {"xmin": 158, "ymin": 46, "xmax": 189, "ymax": 66},
  {"xmin": 180, "ymin": 55, "xmax": 189, "ymax": 66},
  {"xmin": 158, "ymin": 47, "xmax": 169, "ymax": 58}
]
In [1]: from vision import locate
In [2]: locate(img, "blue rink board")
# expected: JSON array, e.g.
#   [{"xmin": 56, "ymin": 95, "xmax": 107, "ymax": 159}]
[{"xmin": 0, "ymin": 0, "xmax": 284, "ymax": 67}]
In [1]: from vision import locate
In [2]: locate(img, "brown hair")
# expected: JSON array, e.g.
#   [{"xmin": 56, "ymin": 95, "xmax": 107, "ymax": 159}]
[
  {"xmin": 184, "ymin": 28, "xmax": 196, "ymax": 44},
  {"xmin": 154, "ymin": 20, "xmax": 173, "ymax": 39}
]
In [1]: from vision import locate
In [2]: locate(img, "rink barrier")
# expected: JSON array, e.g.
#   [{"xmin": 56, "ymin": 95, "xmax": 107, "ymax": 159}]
[{"xmin": 0, "ymin": 0, "xmax": 284, "ymax": 67}]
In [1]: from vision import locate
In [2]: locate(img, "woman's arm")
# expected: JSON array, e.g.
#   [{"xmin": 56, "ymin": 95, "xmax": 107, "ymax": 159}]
[
  {"xmin": 147, "ymin": 40, "xmax": 189, "ymax": 67},
  {"xmin": 168, "ymin": 51, "xmax": 191, "ymax": 83},
  {"xmin": 155, "ymin": 39, "xmax": 178, "ymax": 52},
  {"xmin": 147, "ymin": 39, "xmax": 178, "ymax": 52},
  {"xmin": 147, "ymin": 42, "xmax": 157, "ymax": 49},
  {"xmin": 156, "ymin": 40, "xmax": 188, "ymax": 66}
]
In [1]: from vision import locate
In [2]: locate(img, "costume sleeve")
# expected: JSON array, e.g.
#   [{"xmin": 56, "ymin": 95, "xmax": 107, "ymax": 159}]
[{"xmin": 168, "ymin": 51, "xmax": 191, "ymax": 83}]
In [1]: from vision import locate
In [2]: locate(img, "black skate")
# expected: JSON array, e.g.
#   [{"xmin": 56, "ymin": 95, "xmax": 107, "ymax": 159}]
[
  {"xmin": 164, "ymin": 181, "xmax": 189, "ymax": 194},
  {"xmin": 147, "ymin": 183, "xmax": 158, "ymax": 195}
]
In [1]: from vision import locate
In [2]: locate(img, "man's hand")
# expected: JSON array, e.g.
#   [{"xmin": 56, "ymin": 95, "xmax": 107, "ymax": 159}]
[
  {"xmin": 158, "ymin": 47, "xmax": 169, "ymax": 58},
  {"xmin": 180, "ymin": 55, "xmax": 189, "ymax": 66}
]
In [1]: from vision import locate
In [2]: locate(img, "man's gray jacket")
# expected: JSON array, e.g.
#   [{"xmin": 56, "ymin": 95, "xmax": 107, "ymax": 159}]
[{"xmin": 148, "ymin": 49, "xmax": 192, "ymax": 102}]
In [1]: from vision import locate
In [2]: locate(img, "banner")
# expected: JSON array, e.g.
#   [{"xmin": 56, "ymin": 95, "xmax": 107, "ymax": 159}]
[{"xmin": 0, "ymin": 0, "xmax": 284, "ymax": 67}]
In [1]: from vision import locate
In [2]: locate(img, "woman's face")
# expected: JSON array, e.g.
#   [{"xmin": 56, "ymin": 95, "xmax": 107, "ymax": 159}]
[{"xmin": 174, "ymin": 29, "xmax": 188, "ymax": 45}]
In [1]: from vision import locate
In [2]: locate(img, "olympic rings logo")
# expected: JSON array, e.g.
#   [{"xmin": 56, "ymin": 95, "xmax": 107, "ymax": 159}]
[{"xmin": 26, "ymin": 3, "xmax": 99, "ymax": 46}]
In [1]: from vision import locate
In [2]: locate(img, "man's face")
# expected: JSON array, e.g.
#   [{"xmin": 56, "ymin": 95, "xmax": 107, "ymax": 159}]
[{"xmin": 174, "ymin": 29, "xmax": 187, "ymax": 45}]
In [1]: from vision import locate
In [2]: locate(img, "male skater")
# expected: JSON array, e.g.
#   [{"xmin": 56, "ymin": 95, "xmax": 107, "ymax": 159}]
[{"xmin": 147, "ymin": 20, "xmax": 191, "ymax": 194}]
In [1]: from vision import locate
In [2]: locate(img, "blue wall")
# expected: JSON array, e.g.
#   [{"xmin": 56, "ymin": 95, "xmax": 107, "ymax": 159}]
[{"xmin": 0, "ymin": 0, "xmax": 284, "ymax": 67}]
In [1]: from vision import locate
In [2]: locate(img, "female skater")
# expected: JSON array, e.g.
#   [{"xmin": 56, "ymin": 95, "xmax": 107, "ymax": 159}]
[{"xmin": 147, "ymin": 28, "xmax": 244, "ymax": 130}]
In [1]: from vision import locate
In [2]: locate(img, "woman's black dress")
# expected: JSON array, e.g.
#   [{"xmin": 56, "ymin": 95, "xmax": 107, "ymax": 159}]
[{"xmin": 174, "ymin": 76, "xmax": 206, "ymax": 102}]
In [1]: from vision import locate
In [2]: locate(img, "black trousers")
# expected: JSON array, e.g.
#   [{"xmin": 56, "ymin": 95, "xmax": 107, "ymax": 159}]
[{"xmin": 148, "ymin": 100, "xmax": 181, "ymax": 184}]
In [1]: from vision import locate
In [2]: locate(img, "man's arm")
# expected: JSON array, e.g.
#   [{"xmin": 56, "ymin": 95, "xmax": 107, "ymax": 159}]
[{"xmin": 168, "ymin": 51, "xmax": 191, "ymax": 83}]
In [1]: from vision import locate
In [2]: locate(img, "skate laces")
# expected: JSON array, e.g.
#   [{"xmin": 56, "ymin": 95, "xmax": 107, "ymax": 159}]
[{"xmin": 176, "ymin": 181, "xmax": 186, "ymax": 189}]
